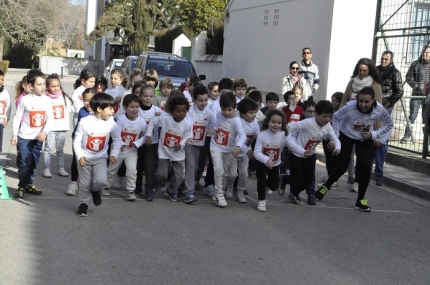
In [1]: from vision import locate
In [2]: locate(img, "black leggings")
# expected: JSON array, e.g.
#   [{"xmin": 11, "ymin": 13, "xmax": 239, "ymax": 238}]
[
  {"xmin": 325, "ymin": 132, "xmax": 374, "ymax": 200},
  {"xmin": 256, "ymin": 160, "xmax": 280, "ymax": 201}
]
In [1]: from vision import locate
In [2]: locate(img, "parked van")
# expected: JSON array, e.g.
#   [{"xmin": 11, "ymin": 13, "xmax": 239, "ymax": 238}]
[{"xmin": 135, "ymin": 51, "xmax": 205, "ymax": 88}]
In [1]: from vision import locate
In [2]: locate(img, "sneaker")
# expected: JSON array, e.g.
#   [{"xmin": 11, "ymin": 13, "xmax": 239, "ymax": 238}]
[
  {"xmin": 347, "ymin": 177, "xmax": 355, "ymax": 184},
  {"xmin": 257, "ymin": 200, "xmax": 266, "ymax": 212},
  {"xmin": 331, "ymin": 181, "xmax": 338, "ymax": 189},
  {"xmin": 58, "ymin": 168, "xmax": 69, "ymax": 177},
  {"xmin": 165, "ymin": 191, "xmax": 179, "ymax": 202},
  {"xmin": 145, "ymin": 190, "xmax": 156, "ymax": 202},
  {"xmin": 236, "ymin": 191, "xmax": 247, "ymax": 203},
  {"xmin": 160, "ymin": 182, "xmax": 170, "ymax": 193},
  {"xmin": 66, "ymin": 182, "xmax": 78, "ymax": 196},
  {"xmin": 215, "ymin": 194, "xmax": 227, "ymax": 207},
  {"xmin": 16, "ymin": 187, "xmax": 25, "ymax": 198},
  {"xmin": 113, "ymin": 176, "xmax": 124, "ymax": 189},
  {"xmin": 194, "ymin": 182, "xmax": 204, "ymax": 191},
  {"xmin": 355, "ymin": 199, "xmax": 371, "ymax": 212},
  {"xmin": 184, "ymin": 193, "xmax": 197, "ymax": 203},
  {"xmin": 177, "ymin": 192, "xmax": 186, "ymax": 199},
  {"xmin": 225, "ymin": 187, "xmax": 233, "ymax": 198},
  {"xmin": 376, "ymin": 177, "xmax": 383, "ymax": 186},
  {"xmin": 126, "ymin": 191, "xmax": 137, "ymax": 201},
  {"xmin": 265, "ymin": 187, "xmax": 273, "ymax": 195},
  {"xmin": 279, "ymin": 174, "xmax": 289, "ymax": 196},
  {"xmin": 25, "ymin": 185, "xmax": 42, "ymax": 195},
  {"xmin": 315, "ymin": 184, "xmax": 329, "ymax": 201},
  {"xmin": 101, "ymin": 188, "xmax": 111, "ymax": 196},
  {"xmin": 43, "ymin": 169, "xmax": 52, "ymax": 178},
  {"xmin": 249, "ymin": 171, "xmax": 256, "ymax": 178},
  {"xmin": 77, "ymin": 203, "xmax": 88, "ymax": 217},
  {"xmin": 351, "ymin": 182, "xmax": 359, "ymax": 193},
  {"xmin": 288, "ymin": 193, "xmax": 304, "ymax": 205},
  {"xmin": 307, "ymin": 195, "xmax": 316, "ymax": 205},
  {"xmin": 243, "ymin": 189, "xmax": 249, "ymax": 196},
  {"xmin": 204, "ymin": 185, "xmax": 215, "ymax": 197},
  {"xmin": 91, "ymin": 190, "xmax": 102, "ymax": 206}
]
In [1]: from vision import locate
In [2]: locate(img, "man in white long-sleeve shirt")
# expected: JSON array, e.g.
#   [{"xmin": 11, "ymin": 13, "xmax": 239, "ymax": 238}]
[{"xmin": 11, "ymin": 70, "xmax": 54, "ymax": 198}]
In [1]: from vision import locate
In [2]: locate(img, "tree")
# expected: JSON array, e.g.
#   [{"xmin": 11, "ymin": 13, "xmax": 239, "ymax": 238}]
[
  {"xmin": 53, "ymin": 1, "xmax": 86, "ymax": 50},
  {"xmin": 87, "ymin": 0, "xmax": 178, "ymax": 54},
  {"xmin": 179, "ymin": 0, "xmax": 226, "ymax": 35}
]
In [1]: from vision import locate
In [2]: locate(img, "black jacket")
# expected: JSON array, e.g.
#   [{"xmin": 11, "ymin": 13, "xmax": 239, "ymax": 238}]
[
  {"xmin": 377, "ymin": 63, "xmax": 403, "ymax": 109},
  {"xmin": 406, "ymin": 58, "xmax": 430, "ymax": 97}
]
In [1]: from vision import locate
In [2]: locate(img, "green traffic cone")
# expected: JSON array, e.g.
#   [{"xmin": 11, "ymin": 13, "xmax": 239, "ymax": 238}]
[{"xmin": 0, "ymin": 167, "xmax": 12, "ymax": 200}]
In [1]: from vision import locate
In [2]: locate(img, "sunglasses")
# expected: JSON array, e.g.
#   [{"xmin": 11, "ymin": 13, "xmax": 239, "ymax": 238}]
[
  {"xmin": 303, "ymin": 51, "xmax": 311, "ymax": 54},
  {"xmin": 290, "ymin": 67, "xmax": 299, "ymax": 70}
]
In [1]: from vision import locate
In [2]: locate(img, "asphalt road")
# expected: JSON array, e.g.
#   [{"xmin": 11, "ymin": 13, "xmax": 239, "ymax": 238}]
[{"xmin": 1, "ymin": 69, "xmax": 430, "ymax": 285}]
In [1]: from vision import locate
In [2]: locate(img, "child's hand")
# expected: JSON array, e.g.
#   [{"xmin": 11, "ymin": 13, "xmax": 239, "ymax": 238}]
[
  {"xmin": 120, "ymin": 145, "xmax": 126, "ymax": 151},
  {"xmin": 2, "ymin": 119, "xmax": 7, "ymax": 127},
  {"xmin": 109, "ymin": 155, "xmax": 117, "ymax": 164},
  {"xmin": 173, "ymin": 144, "xmax": 181, "ymax": 151},
  {"xmin": 37, "ymin": 131, "xmax": 47, "ymax": 142},
  {"xmin": 11, "ymin": 135, "xmax": 17, "ymax": 146},
  {"xmin": 332, "ymin": 149, "xmax": 340, "ymax": 156},
  {"xmin": 145, "ymin": 136, "xmax": 152, "ymax": 146},
  {"xmin": 115, "ymin": 96, "xmax": 121, "ymax": 103},
  {"xmin": 327, "ymin": 141, "xmax": 335, "ymax": 151},
  {"xmin": 304, "ymin": 149, "xmax": 314, "ymax": 157},
  {"xmin": 207, "ymin": 129, "xmax": 216, "ymax": 136},
  {"xmin": 361, "ymin": 131, "xmax": 372, "ymax": 140},
  {"xmin": 232, "ymin": 146, "xmax": 241, "ymax": 156},
  {"xmin": 79, "ymin": 156, "xmax": 86, "ymax": 166},
  {"xmin": 373, "ymin": 140, "xmax": 382, "ymax": 148},
  {"xmin": 155, "ymin": 112, "xmax": 161, "ymax": 116},
  {"xmin": 266, "ymin": 159, "xmax": 274, "ymax": 169},
  {"xmin": 186, "ymin": 138, "xmax": 193, "ymax": 146},
  {"xmin": 247, "ymin": 150, "xmax": 254, "ymax": 159}
]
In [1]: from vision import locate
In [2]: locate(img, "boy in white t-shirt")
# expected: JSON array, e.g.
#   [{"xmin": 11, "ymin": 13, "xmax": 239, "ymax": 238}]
[
  {"xmin": 12, "ymin": 70, "xmax": 54, "ymax": 198},
  {"xmin": 73, "ymin": 93, "xmax": 122, "ymax": 217},
  {"xmin": 0, "ymin": 70, "xmax": 11, "ymax": 154}
]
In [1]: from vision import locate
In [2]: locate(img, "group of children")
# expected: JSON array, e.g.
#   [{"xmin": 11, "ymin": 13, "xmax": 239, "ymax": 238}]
[{"xmin": 3, "ymin": 66, "xmax": 349, "ymax": 217}]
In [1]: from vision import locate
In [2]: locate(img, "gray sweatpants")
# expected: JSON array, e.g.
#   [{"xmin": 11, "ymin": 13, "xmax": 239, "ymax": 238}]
[
  {"xmin": 234, "ymin": 156, "xmax": 249, "ymax": 191},
  {"xmin": 210, "ymin": 148, "xmax": 237, "ymax": 197},
  {"xmin": 43, "ymin": 131, "xmax": 66, "ymax": 170},
  {"xmin": 107, "ymin": 150, "xmax": 138, "ymax": 191},
  {"xmin": 158, "ymin": 159, "xmax": 184, "ymax": 196},
  {"xmin": 78, "ymin": 158, "xmax": 108, "ymax": 204},
  {"xmin": 182, "ymin": 145, "xmax": 203, "ymax": 195}
]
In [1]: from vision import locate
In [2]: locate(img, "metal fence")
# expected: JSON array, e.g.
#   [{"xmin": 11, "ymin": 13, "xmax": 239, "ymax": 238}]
[{"xmin": 373, "ymin": 0, "xmax": 430, "ymax": 157}]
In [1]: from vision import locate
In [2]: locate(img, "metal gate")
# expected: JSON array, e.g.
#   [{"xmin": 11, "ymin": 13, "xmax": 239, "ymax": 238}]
[{"xmin": 373, "ymin": 0, "xmax": 430, "ymax": 157}]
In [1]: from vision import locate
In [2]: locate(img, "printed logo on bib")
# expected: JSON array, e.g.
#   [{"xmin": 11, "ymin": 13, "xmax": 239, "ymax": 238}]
[
  {"xmin": 245, "ymin": 135, "xmax": 254, "ymax": 146},
  {"xmin": 52, "ymin": 105, "xmax": 65, "ymax": 119},
  {"xmin": 160, "ymin": 101, "xmax": 166, "ymax": 111},
  {"xmin": 86, "ymin": 135, "xmax": 107, "ymax": 152},
  {"xmin": 163, "ymin": 128, "xmax": 182, "ymax": 148},
  {"xmin": 193, "ymin": 122, "xmax": 206, "ymax": 141},
  {"xmin": 289, "ymin": 114, "xmax": 300, "ymax": 123},
  {"xmin": 214, "ymin": 127, "xmax": 230, "ymax": 146},
  {"xmin": 29, "ymin": 111, "xmax": 46, "ymax": 128},
  {"xmin": 351, "ymin": 93, "xmax": 357, "ymax": 101},
  {"xmin": 304, "ymin": 138, "xmax": 321, "ymax": 151},
  {"xmin": 353, "ymin": 121, "xmax": 370, "ymax": 132},
  {"xmin": 0, "ymin": 100, "xmax": 5, "ymax": 115},
  {"xmin": 121, "ymin": 131, "xmax": 137, "ymax": 147},
  {"xmin": 263, "ymin": 146, "xmax": 280, "ymax": 161}
]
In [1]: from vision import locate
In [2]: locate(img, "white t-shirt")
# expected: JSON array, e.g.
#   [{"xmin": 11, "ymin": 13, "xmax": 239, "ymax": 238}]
[
  {"xmin": 238, "ymin": 118, "xmax": 260, "ymax": 157},
  {"xmin": 186, "ymin": 105, "xmax": 217, "ymax": 146},
  {"xmin": 210, "ymin": 112, "xmax": 246, "ymax": 153},
  {"xmin": 139, "ymin": 105, "xmax": 162, "ymax": 144},
  {"xmin": 0, "ymin": 89, "xmax": 11, "ymax": 123},
  {"xmin": 48, "ymin": 95, "xmax": 73, "ymax": 131},
  {"xmin": 254, "ymin": 129, "xmax": 288, "ymax": 166},
  {"xmin": 115, "ymin": 113, "xmax": 147, "ymax": 154}
]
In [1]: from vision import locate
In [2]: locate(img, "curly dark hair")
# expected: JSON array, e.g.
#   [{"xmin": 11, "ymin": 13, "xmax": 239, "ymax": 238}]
[{"xmin": 352, "ymin": 58, "xmax": 381, "ymax": 84}]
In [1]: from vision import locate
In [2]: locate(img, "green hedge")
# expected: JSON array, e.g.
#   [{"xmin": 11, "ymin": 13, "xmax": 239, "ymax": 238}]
[
  {"xmin": 206, "ymin": 17, "xmax": 224, "ymax": 55},
  {"xmin": 0, "ymin": 61, "xmax": 9, "ymax": 74},
  {"xmin": 155, "ymin": 26, "xmax": 194, "ymax": 53}
]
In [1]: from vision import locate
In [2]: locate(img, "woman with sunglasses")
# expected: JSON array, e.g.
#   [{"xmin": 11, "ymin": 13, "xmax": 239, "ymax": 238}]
[{"xmin": 279, "ymin": 61, "xmax": 311, "ymax": 109}]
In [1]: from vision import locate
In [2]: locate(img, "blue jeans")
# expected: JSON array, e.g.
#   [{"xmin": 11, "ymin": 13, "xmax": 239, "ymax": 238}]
[
  {"xmin": 404, "ymin": 99, "xmax": 426, "ymax": 139},
  {"xmin": 374, "ymin": 143, "xmax": 388, "ymax": 179},
  {"xmin": 17, "ymin": 138, "xmax": 43, "ymax": 187}
]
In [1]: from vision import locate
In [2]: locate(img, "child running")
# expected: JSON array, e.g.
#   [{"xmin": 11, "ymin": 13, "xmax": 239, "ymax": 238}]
[
  {"xmin": 145, "ymin": 95, "xmax": 192, "ymax": 202},
  {"xmin": 12, "ymin": 70, "xmax": 54, "ymax": 198},
  {"xmin": 43, "ymin": 74, "xmax": 74, "ymax": 178},
  {"xmin": 104, "ymin": 94, "xmax": 147, "ymax": 201},
  {"xmin": 72, "ymin": 70, "xmax": 96, "ymax": 127},
  {"xmin": 0, "ymin": 70, "xmax": 11, "ymax": 153},
  {"xmin": 66, "ymin": 88, "xmax": 97, "ymax": 196},
  {"xmin": 73, "ymin": 93, "xmax": 121, "ymax": 217},
  {"xmin": 14, "ymin": 75, "xmax": 32, "ymax": 166},
  {"xmin": 105, "ymin": 68, "xmax": 127, "ymax": 114}
]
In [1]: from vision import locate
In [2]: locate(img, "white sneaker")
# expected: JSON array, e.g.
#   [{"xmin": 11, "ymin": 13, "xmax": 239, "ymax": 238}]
[
  {"xmin": 331, "ymin": 181, "xmax": 338, "ymax": 189},
  {"xmin": 66, "ymin": 182, "xmax": 78, "ymax": 196},
  {"xmin": 43, "ymin": 169, "xmax": 52, "ymax": 178},
  {"xmin": 113, "ymin": 176, "xmax": 124, "ymax": 189},
  {"xmin": 257, "ymin": 200, "xmax": 266, "ymax": 212},
  {"xmin": 236, "ymin": 191, "xmax": 247, "ymax": 203},
  {"xmin": 351, "ymin": 182, "xmax": 359, "ymax": 193},
  {"xmin": 265, "ymin": 187, "xmax": 273, "ymax": 195},
  {"xmin": 58, "ymin": 168, "xmax": 69, "ymax": 177},
  {"xmin": 102, "ymin": 188, "xmax": 111, "ymax": 196},
  {"xmin": 216, "ymin": 194, "xmax": 227, "ymax": 207},
  {"xmin": 126, "ymin": 191, "xmax": 137, "ymax": 201},
  {"xmin": 225, "ymin": 187, "xmax": 233, "ymax": 198}
]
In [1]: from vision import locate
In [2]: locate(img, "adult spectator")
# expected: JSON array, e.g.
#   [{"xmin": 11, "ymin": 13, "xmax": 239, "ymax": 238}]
[
  {"xmin": 340, "ymin": 58, "xmax": 382, "ymax": 189},
  {"xmin": 374, "ymin": 51, "xmax": 403, "ymax": 186},
  {"xmin": 279, "ymin": 61, "xmax": 311, "ymax": 109},
  {"xmin": 298, "ymin": 47, "xmax": 320, "ymax": 100},
  {"xmin": 400, "ymin": 45, "xmax": 430, "ymax": 143}
]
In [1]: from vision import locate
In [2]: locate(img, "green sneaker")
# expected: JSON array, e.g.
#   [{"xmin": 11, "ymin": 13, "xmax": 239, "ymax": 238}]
[
  {"xmin": 355, "ymin": 199, "xmax": 371, "ymax": 212},
  {"xmin": 25, "ymin": 185, "xmax": 43, "ymax": 195},
  {"xmin": 16, "ymin": 187, "xmax": 25, "ymax": 198},
  {"xmin": 315, "ymin": 184, "xmax": 329, "ymax": 201}
]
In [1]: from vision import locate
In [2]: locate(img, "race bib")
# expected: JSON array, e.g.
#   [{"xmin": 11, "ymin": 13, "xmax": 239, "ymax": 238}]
[
  {"xmin": 29, "ymin": 110, "xmax": 46, "ymax": 128},
  {"xmin": 163, "ymin": 128, "xmax": 182, "ymax": 148},
  {"xmin": 304, "ymin": 138, "xmax": 321, "ymax": 151},
  {"xmin": 192, "ymin": 123, "xmax": 206, "ymax": 141},
  {"xmin": 86, "ymin": 134, "xmax": 107, "ymax": 152},
  {"xmin": 52, "ymin": 105, "xmax": 65, "ymax": 119},
  {"xmin": 121, "ymin": 130, "xmax": 138, "ymax": 147},
  {"xmin": 214, "ymin": 126, "xmax": 230, "ymax": 146},
  {"xmin": 263, "ymin": 147, "xmax": 281, "ymax": 161},
  {"xmin": 289, "ymin": 114, "xmax": 300, "ymax": 123},
  {"xmin": 0, "ymin": 101, "xmax": 5, "ymax": 115},
  {"xmin": 245, "ymin": 135, "xmax": 254, "ymax": 147}
]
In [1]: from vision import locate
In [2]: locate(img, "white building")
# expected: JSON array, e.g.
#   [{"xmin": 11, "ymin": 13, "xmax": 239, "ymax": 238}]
[
  {"xmin": 222, "ymin": 0, "xmax": 378, "ymax": 100},
  {"xmin": 84, "ymin": 0, "xmax": 105, "ymax": 61}
]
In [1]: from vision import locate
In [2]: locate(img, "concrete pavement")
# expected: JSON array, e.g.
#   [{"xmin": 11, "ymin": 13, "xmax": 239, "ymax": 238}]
[{"xmin": 1, "ymin": 69, "xmax": 430, "ymax": 284}]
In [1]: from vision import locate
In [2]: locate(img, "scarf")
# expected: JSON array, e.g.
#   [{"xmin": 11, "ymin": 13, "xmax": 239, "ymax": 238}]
[
  {"xmin": 46, "ymin": 90, "xmax": 62, "ymax": 99},
  {"xmin": 351, "ymin": 76, "xmax": 373, "ymax": 93}
]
